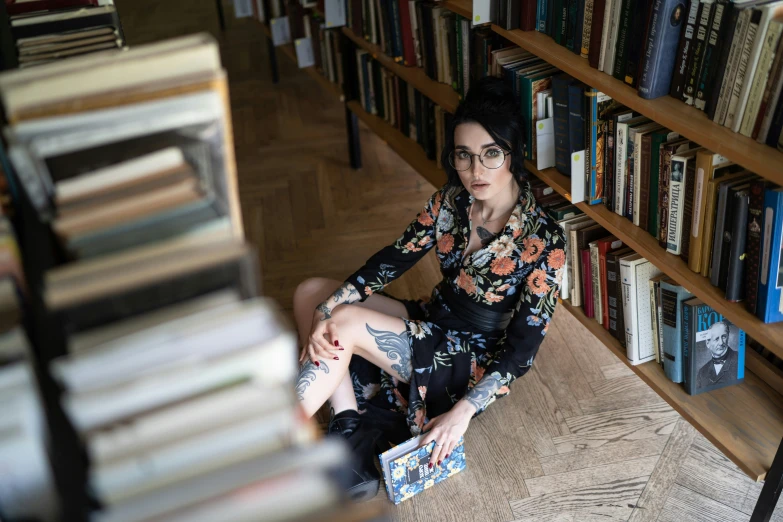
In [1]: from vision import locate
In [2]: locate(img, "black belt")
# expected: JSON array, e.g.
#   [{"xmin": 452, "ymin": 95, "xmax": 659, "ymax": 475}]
[{"xmin": 438, "ymin": 283, "xmax": 513, "ymax": 332}]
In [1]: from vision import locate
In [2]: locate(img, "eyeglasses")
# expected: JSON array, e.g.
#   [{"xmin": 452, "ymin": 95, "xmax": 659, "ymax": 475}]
[{"xmin": 448, "ymin": 147, "xmax": 509, "ymax": 171}]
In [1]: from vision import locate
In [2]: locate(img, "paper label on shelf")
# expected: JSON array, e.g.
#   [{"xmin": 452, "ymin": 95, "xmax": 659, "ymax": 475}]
[
  {"xmin": 233, "ymin": 0, "xmax": 254, "ymax": 17},
  {"xmin": 270, "ymin": 16, "xmax": 291, "ymax": 47},
  {"xmin": 536, "ymin": 118, "xmax": 555, "ymax": 171},
  {"xmin": 325, "ymin": 0, "xmax": 346, "ymax": 27},
  {"xmin": 295, "ymin": 38, "xmax": 315, "ymax": 68},
  {"xmin": 570, "ymin": 150, "xmax": 585, "ymax": 204}
]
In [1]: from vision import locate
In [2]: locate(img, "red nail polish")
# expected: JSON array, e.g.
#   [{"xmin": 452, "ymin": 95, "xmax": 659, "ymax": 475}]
[
  {"xmin": 437, "ymin": 460, "xmax": 442, "ymax": 466},
  {"xmin": 334, "ymin": 357, "xmax": 339, "ymax": 360},
  {"xmin": 315, "ymin": 361, "xmax": 320, "ymax": 367},
  {"xmin": 428, "ymin": 463, "xmax": 433, "ymax": 469},
  {"xmin": 445, "ymin": 454, "xmax": 450, "ymax": 459},
  {"xmin": 334, "ymin": 340, "xmax": 339, "ymax": 346},
  {"xmin": 339, "ymin": 347, "xmax": 344, "ymax": 351}
]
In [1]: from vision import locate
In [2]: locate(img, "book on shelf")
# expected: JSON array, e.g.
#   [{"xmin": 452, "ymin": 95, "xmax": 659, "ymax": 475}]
[
  {"xmin": 660, "ymin": 277, "xmax": 693, "ymax": 382},
  {"xmin": 620, "ymin": 253, "xmax": 662, "ymax": 365},
  {"xmin": 681, "ymin": 298, "xmax": 746, "ymax": 395}
]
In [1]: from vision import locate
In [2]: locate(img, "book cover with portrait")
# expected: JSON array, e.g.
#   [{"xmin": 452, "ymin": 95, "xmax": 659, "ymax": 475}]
[
  {"xmin": 378, "ymin": 435, "xmax": 466, "ymax": 504},
  {"xmin": 681, "ymin": 297, "xmax": 746, "ymax": 396}
]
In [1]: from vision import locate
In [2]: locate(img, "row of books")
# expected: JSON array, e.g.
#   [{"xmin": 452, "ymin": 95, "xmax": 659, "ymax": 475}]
[
  {"xmin": 520, "ymin": 0, "xmax": 783, "ymax": 149},
  {"xmin": 353, "ymin": 49, "xmax": 453, "ymax": 162},
  {"xmin": 0, "ymin": 33, "xmax": 373, "ymax": 522},
  {"xmin": 3, "ymin": 0, "xmax": 125, "ymax": 69},
  {"xmin": 557, "ymin": 212, "xmax": 749, "ymax": 396}
]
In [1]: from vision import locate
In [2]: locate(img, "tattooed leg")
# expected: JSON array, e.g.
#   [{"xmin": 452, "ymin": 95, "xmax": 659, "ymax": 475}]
[
  {"xmin": 295, "ymin": 360, "xmax": 330, "ymax": 401},
  {"xmin": 464, "ymin": 375, "xmax": 502, "ymax": 414},
  {"xmin": 365, "ymin": 325, "xmax": 413, "ymax": 382}
]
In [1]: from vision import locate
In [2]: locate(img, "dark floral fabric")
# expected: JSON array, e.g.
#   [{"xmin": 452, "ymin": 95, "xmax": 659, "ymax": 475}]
[{"xmin": 345, "ymin": 180, "xmax": 566, "ymax": 441}]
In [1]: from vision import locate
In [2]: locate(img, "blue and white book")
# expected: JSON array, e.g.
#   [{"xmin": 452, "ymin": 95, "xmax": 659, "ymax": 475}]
[
  {"xmin": 379, "ymin": 435, "xmax": 466, "ymax": 504},
  {"xmin": 660, "ymin": 277, "xmax": 693, "ymax": 383},
  {"xmin": 757, "ymin": 188, "xmax": 783, "ymax": 323}
]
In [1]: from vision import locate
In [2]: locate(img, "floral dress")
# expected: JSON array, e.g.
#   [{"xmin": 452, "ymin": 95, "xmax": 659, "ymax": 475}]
[{"xmin": 344, "ymin": 180, "xmax": 566, "ymax": 445}]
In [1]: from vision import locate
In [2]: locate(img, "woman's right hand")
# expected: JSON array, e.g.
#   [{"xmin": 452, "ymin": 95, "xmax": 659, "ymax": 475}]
[{"xmin": 299, "ymin": 303, "xmax": 344, "ymax": 365}]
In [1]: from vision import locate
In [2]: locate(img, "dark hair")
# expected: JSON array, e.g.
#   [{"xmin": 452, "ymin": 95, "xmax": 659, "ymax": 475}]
[{"xmin": 440, "ymin": 76, "xmax": 528, "ymax": 192}]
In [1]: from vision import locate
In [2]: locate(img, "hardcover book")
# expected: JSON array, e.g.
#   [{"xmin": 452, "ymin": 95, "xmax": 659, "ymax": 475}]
[
  {"xmin": 620, "ymin": 253, "xmax": 663, "ymax": 365},
  {"xmin": 606, "ymin": 246, "xmax": 632, "ymax": 343},
  {"xmin": 639, "ymin": 0, "xmax": 688, "ymax": 99},
  {"xmin": 379, "ymin": 435, "xmax": 466, "ymax": 504},
  {"xmin": 757, "ymin": 188, "xmax": 783, "ymax": 323},
  {"xmin": 660, "ymin": 278, "xmax": 693, "ymax": 382},
  {"xmin": 681, "ymin": 298, "xmax": 746, "ymax": 395}
]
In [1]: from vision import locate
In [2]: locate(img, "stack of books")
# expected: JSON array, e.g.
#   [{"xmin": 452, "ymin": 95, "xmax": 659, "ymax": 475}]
[
  {"xmin": 4, "ymin": 0, "xmax": 125, "ymax": 69},
  {"xmin": 0, "ymin": 33, "xmax": 382, "ymax": 522}
]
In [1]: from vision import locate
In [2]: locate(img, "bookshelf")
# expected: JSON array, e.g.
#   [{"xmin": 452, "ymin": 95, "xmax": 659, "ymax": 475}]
[{"xmin": 258, "ymin": 6, "xmax": 783, "ymax": 517}]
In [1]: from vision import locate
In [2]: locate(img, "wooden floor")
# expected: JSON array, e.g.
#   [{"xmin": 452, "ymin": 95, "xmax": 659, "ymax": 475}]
[{"xmin": 114, "ymin": 2, "xmax": 783, "ymax": 520}]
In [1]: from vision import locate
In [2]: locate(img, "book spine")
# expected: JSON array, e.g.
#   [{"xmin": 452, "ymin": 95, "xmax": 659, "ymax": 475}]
[
  {"xmin": 554, "ymin": 0, "xmax": 568, "ymax": 45},
  {"xmin": 581, "ymin": 0, "xmax": 595, "ymax": 57},
  {"xmin": 620, "ymin": 259, "xmax": 637, "ymax": 362},
  {"xmin": 627, "ymin": 130, "xmax": 637, "ymax": 222},
  {"xmin": 611, "ymin": 0, "xmax": 633, "ymax": 80},
  {"xmin": 680, "ymin": 157, "xmax": 697, "ymax": 262},
  {"xmin": 683, "ymin": 0, "xmax": 713, "ymax": 106},
  {"xmin": 714, "ymin": 8, "xmax": 749, "ymax": 125},
  {"xmin": 591, "ymin": 243, "xmax": 601, "ymax": 321},
  {"xmin": 758, "ymin": 190, "xmax": 783, "ymax": 323},
  {"xmin": 390, "ymin": 0, "xmax": 404, "ymax": 61},
  {"xmin": 740, "ymin": 20, "xmax": 783, "ymax": 137},
  {"xmin": 745, "ymin": 180, "xmax": 766, "ymax": 313},
  {"xmin": 650, "ymin": 280, "xmax": 660, "ymax": 364},
  {"xmin": 398, "ymin": 0, "xmax": 415, "ymax": 65},
  {"xmin": 615, "ymin": 122, "xmax": 627, "ymax": 216},
  {"xmin": 568, "ymin": 83, "xmax": 585, "ymax": 164},
  {"xmin": 695, "ymin": 0, "xmax": 728, "ymax": 111},
  {"xmin": 725, "ymin": 190, "xmax": 750, "ymax": 302},
  {"xmin": 687, "ymin": 151, "xmax": 709, "ymax": 272},
  {"xmin": 638, "ymin": 134, "xmax": 652, "ymax": 232},
  {"xmin": 606, "ymin": 256, "xmax": 620, "ymax": 338},
  {"xmin": 666, "ymin": 156, "xmax": 686, "ymax": 254},
  {"xmin": 538, "ymin": 0, "xmax": 548, "ymax": 31},
  {"xmin": 648, "ymin": 135, "xmax": 663, "ymax": 237},
  {"xmin": 681, "ymin": 299, "xmax": 692, "ymax": 393},
  {"xmin": 724, "ymin": 11, "xmax": 759, "ymax": 130},
  {"xmin": 709, "ymin": 183, "xmax": 732, "ymax": 286},
  {"xmin": 604, "ymin": 118, "xmax": 615, "ymax": 210},
  {"xmin": 732, "ymin": 7, "xmax": 775, "ymax": 133},
  {"xmin": 600, "ymin": 245, "xmax": 611, "ymax": 328},
  {"xmin": 566, "ymin": 0, "xmax": 579, "ymax": 51},
  {"xmin": 670, "ymin": 0, "xmax": 700, "ymax": 99},
  {"xmin": 582, "ymin": 248, "xmax": 593, "ymax": 316},
  {"xmin": 587, "ymin": 90, "xmax": 600, "ymax": 204},
  {"xmin": 639, "ymin": 0, "xmax": 687, "ymax": 99},
  {"xmin": 597, "ymin": 0, "xmax": 615, "ymax": 70},
  {"xmin": 604, "ymin": 0, "xmax": 623, "ymax": 73},
  {"xmin": 623, "ymin": 0, "xmax": 652, "ymax": 87},
  {"xmin": 658, "ymin": 145, "xmax": 675, "ymax": 248},
  {"xmin": 756, "ymin": 36, "xmax": 783, "ymax": 141},
  {"xmin": 705, "ymin": 4, "xmax": 739, "ymax": 119},
  {"xmin": 589, "ymin": 0, "xmax": 607, "ymax": 67},
  {"xmin": 570, "ymin": 229, "xmax": 583, "ymax": 306}
]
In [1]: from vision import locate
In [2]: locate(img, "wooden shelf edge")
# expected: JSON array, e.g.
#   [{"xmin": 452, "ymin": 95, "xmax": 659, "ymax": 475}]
[
  {"xmin": 346, "ymin": 100, "xmax": 446, "ymax": 188},
  {"xmin": 488, "ymin": 26, "xmax": 783, "ymax": 185},
  {"xmin": 340, "ymin": 26, "xmax": 460, "ymax": 113},
  {"xmin": 259, "ymin": 21, "xmax": 344, "ymax": 103},
  {"xmin": 441, "ymin": 0, "xmax": 471, "ymax": 19},
  {"xmin": 559, "ymin": 298, "xmax": 783, "ymax": 482},
  {"xmin": 526, "ymin": 161, "xmax": 783, "ymax": 363}
]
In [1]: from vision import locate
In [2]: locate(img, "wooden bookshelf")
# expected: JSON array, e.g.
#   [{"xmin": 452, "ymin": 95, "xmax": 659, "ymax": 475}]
[
  {"xmin": 440, "ymin": 0, "xmax": 783, "ymax": 183},
  {"xmin": 341, "ymin": 27, "xmax": 461, "ymax": 113},
  {"xmin": 346, "ymin": 100, "xmax": 447, "ymax": 187},
  {"xmin": 526, "ymin": 161, "xmax": 783, "ymax": 364},
  {"xmin": 260, "ymin": 21, "xmax": 345, "ymax": 102},
  {"xmin": 559, "ymin": 298, "xmax": 783, "ymax": 482}
]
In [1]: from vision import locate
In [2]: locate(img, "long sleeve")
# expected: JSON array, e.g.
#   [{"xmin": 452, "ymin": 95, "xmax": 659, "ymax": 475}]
[
  {"xmin": 344, "ymin": 187, "xmax": 443, "ymax": 302},
  {"xmin": 483, "ymin": 228, "xmax": 566, "ymax": 389}
]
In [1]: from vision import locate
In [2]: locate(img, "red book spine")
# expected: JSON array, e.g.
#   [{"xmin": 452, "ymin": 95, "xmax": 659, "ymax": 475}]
[
  {"xmin": 398, "ymin": 0, "xmax": 416, "ymax": 66},
  {"xmin": 599, "ymin": 245, "xmax": 610, "ymax": 329},
  {"xmin": 521, "ymin": 0, "xmax": 536, "ymax": 31},
  {"xmin": 581, "ymin": 249, "xmax": 594, "ymax": 318}
]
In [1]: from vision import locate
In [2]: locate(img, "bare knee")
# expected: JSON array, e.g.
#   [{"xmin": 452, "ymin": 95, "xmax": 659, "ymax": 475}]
[{"xmin": 293, "ymin": 277, "xmax": 339, "ymax": 315}]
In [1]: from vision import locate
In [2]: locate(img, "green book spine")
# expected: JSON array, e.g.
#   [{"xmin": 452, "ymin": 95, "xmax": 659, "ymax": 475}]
[{"xmin": 554, "ymin": 0, "xmax": 567, "ymax": 45}]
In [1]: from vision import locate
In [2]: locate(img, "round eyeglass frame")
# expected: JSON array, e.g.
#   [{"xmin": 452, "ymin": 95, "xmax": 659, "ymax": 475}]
[{"xmin": 448, "ymin": 148, "xmax": 509, "ymax": 171}]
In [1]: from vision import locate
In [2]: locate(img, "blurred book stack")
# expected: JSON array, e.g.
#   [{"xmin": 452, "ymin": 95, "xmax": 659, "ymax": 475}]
[
  {"xmin": 3, "ymin": 0, "xmax": 125, "ymax": 69},
  {"xmin": 0, "ymin": 33, "xmax": 387, "ymax": 522}
]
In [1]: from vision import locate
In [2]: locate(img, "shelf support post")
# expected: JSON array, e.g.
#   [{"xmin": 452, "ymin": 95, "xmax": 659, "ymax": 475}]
[
  {"xmin": 345, "ymin": 106, "xmax": 361, "ymax": 169},
  {"xmin": 751, "ymin": 437, "xmax": 783, "ymax": 522},
  {"xmin": 266, "ymin": 35, "xmax": 279, "ymax": 84}
]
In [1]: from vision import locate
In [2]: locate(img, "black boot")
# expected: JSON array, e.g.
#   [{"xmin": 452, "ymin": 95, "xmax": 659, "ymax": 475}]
[{"xmin": 327, "ymin": 409, "xmax": 382, "ymax": 502}]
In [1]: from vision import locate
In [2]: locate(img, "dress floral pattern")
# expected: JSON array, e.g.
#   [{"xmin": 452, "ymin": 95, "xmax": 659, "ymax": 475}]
[{"xmin": 345, "ymin": 180, "xmax": 566, "ymax": 444}]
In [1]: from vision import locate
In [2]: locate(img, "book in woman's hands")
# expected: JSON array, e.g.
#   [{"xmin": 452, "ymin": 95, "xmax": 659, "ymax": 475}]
[{"xmin": 378, "ymin": 435, "xmax": 466, "ymax": 504}]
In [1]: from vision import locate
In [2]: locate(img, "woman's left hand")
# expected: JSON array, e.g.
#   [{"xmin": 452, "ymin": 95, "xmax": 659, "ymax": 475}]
[{"xmin": 419, "ymin": 400, "xmax": 476, "ymax": 467}]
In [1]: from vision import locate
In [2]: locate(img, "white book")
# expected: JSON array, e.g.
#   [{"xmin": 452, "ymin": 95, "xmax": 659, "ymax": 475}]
[
  {"xmin": 294, "ymin": 37, "xmax": 315, "ymax": 68},
  {"xmin": 94, "ymin": 440, "xmax": 349, "ymax": 522},
  {"xmin": 11, "ymin": 5, "xmax": 116, "ymax": 26},
  {"xmin": 725, "ymin": 14, "xmax": 761, "ymax": 129},
  {"xmin": 88, "ymin": 382, "xmax": 292, "ymax": 466},
  {"xmin": 620, "ymin": 254, "xmax": 662, "ymax": 365},
  {"xmin": 571, "ymin": 150, "xmax": 586, "ymax": 204},
  {"xmin": 91, "ymin": 408, "xmax": 302, "ymax": 504},
  {"xmin": 615, "ymin": 121, "xmax": 629, "ymax": 215},
  {"xmin": 731, "ymin": 2, "xmax": 783, "ymax": 132},
  {"xmin": 0, "ymin": 327, "xmax": 29, "ymax": 366},
  {"xmin": 590, "ymin": 242, "xmax": 602, "ymax": 324},
  {"xmin": 740, "ymin": 17, "xmax": 783, "ymax": 136},
  {"xmin": 536, "ymin": 117, "xmax": 555, "ymax": 170},
  {"xmin": 155, "ymin": 470, "xmax": 339, "ymax": 522},
  {"xmin": 52, "ymin": 298, "xmax": 282, "ymax": 392},
  {"xmin": 715, "ymin": 8, "xmax": 751, "ymax": 125},
  {"xmin": 0, "ymin": 33, "xmax": 221, "ymax": 120},
  {"xmin": 758, "ymin": 30, "xmax": 783, "ymax": 141},
  {"xmin": 325, "ymin": 0, "xmax": 346, "ymax": 27},
  {"xmin": 69, "ymin": 289, "xmax": 240, "ymax": 354},
  {"xmin": 603, "ymin": 0, "xmax": 624, "ymax": 73},
  {"xmin": 410, "ymin": 0, "xmax": 422, "ymax": 67},
  {"xmin": 666, "ymin": 149, "xmax": 700, "ymax": 254},
  {"xmin": 472, "ymin": 0, "xmax": 497, "ymax": 26},
  {"xmin": 598, "ymin": 0, "xmax": 616, "ymax": 71},
  {"xmin": 558, "ymin": 215, "xmax": 593, "ymax": 301},
  {"xmin": 55, "ymin": 147, "xmax": 187, "ymax": 206},
  {"xmin": 62, "ymin": 333, "xmax": 298, "ymax": 432}
]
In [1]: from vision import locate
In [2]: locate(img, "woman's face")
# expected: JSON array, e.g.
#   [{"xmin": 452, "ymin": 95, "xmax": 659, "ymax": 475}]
[{"xmin": 453, "ymin": 122, "xmax": 515, "ymax": 201}]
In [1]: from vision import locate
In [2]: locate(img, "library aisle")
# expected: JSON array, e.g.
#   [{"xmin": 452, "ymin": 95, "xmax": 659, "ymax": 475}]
[{"xmin": 115, "ymin": 1, "xmax": 783, "ymax": 520}]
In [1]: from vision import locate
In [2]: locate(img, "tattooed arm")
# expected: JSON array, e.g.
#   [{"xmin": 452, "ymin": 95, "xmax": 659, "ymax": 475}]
[
  {"xmin": 315, "ymin": 281, "xmax": 362, "ymax": 320},
  {"xmin": 460, "ymin": 374, "xmax": 504, "ymax": 415}
]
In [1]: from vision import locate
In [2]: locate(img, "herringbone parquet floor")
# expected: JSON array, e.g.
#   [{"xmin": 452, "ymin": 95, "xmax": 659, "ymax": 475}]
[{"xmin": 114, "ymin": 2, "xmax": 783, "ymax": 520}]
